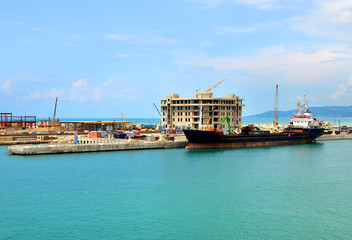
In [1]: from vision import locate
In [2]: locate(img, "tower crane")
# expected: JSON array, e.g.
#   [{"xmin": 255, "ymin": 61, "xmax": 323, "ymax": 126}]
[
  {"xmin": 205, "ymin": 78, "xmax": 226, "ymax": 93},
  {"xmin": 195, "ymin": 85, "xmax": 211, "ymax": 93}
]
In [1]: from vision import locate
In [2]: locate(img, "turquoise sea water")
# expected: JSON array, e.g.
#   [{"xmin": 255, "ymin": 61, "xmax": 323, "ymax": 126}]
[{"xmin": 1, "ymin": 140, "xmax": 352, "ymax": 239}]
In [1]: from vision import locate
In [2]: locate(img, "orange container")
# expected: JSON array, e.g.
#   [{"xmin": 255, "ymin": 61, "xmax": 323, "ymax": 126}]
[{"xmin": 88, "ymin": 132, "xmax": 102, "ymax": 138}]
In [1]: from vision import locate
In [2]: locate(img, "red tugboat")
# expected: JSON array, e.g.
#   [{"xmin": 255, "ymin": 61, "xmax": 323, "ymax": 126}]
[{"xmin": 184, "ymin": 92, "xmax": 324, "ymax": 149}]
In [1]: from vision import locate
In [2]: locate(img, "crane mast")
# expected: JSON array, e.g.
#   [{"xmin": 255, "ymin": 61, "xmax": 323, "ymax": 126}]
[
  {"xmin": 52, "ymin": 97, "xmax": 58, "ymax": 127},
  {"xmin": 274, "ymin": 85, "xmax": 278, "ymax": 126}
]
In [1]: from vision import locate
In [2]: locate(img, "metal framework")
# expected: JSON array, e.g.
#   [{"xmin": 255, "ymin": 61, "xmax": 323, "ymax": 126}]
[{"xmin": 0, "ymin": 113, "xmax": 37, "ymax": 129}]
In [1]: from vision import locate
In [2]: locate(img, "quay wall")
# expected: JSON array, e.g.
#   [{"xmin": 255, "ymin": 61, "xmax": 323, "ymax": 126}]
[
  {"xmin": 8, "ymin": 141, "xmax": 188, "ymax": 155},
  {"xmin": 317, "ymin": 134, "xmax": 352, "ymax": 141}
]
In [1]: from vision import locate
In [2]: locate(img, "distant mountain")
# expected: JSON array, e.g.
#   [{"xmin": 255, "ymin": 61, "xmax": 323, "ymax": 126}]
[{"xmin": 245, "ymin": 106, "xmax": 352, "ymax": 118}]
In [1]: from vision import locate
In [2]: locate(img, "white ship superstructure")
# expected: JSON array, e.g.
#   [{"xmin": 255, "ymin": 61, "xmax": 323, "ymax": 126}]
[{"xmin": 289, "ymin": 92, "xmax": 321, "ymax": 129}]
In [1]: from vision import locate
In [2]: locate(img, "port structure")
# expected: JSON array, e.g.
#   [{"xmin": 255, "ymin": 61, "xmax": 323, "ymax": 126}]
[
  {"xmin": 159, "ymin": 92, "xmax": 244, "ymax": 130},
  {"xmin": 0, "ymin": 113, "xmax": 36, "ymax": 129},
  {"xmin": 274, "ymin": 84, "xmax": 278, "ymax": 126}
]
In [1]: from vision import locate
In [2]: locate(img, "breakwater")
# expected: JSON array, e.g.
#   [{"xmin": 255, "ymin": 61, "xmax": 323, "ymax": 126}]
[
  {"xmin": 317, "ymin": 134, "xmax": 352, "ymax": 141},
  {"xmin": 8, "ymin": 140, "xmax": 188, "ymax": 155}
]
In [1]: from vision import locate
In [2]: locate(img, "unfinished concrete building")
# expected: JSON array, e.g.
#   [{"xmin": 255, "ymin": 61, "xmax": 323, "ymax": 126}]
[{"xmin": 159, "ymin": 92, "xmax": 245, "ymax": 130}]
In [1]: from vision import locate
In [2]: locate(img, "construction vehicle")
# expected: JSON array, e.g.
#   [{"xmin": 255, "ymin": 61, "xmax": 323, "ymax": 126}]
[
  {"xmin": 52, "ymin": 97, "xmax": 58, "ymax": 127},
  {"xmin": 205, "ymin": 116, "xmax": 212, "ymax": 130},
  {"xmin": 220, "ymin": 116, "xmax": 231, "ymax": 134}
]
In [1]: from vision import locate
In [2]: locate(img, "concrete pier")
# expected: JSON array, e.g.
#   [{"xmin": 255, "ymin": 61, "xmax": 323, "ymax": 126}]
[
  {"xmin": 7, "ymin": 134, "xmax": 352, "ymax": 155},
  {"xmin": 8, "ymin": 140, "xmax": 188, "ymax": 155},
  {"xmin": 317, "ymin": 134, "xmax": 352, "ymax": 141}
]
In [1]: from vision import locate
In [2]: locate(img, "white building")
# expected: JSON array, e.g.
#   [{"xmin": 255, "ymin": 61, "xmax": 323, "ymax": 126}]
[{"xmin": 159, "ymin": 92, "xmax": 245, "ymax": 130}]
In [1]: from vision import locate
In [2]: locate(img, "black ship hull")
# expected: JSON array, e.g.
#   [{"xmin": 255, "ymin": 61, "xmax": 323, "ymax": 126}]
[{"xmin": 184, "ymin": 128, "xmax": 324, "ymax": 149}]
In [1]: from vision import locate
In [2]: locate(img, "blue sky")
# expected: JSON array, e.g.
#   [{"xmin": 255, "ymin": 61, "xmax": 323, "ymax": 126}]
[{"xmin": 1, "ymin": 0, "xmax": 352, "ymax": 118}]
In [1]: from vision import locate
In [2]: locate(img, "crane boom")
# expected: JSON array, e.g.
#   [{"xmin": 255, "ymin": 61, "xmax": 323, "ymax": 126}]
[
  {"xmin": 205, "ymin": 78, "xmax": 226, "ymax": 93},
  {"xmin": 121, "ymin": 113, "xmax": 127, "ymax": 129},
  {"xmin": 205, "ymin": 116, "xmax": 212, "ymax": 130},
  {"xmin": 52, "ymin": 97, "xmax": 58, "ymax": 127},
  {"xmin": 153, "ymin": 103, "xmax": 162, "ymax": 117},
  {"xmin": 220, "ymin": 116, "xmax": 231, "ymax": 134}
]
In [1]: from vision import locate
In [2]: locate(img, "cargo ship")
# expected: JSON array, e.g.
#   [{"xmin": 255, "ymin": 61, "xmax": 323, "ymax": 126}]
[{"xmin": 184, "ymin": 94, "xmax": 324, "ymax": 149}]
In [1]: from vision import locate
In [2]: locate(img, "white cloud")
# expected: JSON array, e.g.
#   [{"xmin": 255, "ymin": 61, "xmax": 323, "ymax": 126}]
[
  {"xmin": 23, "ymin": 91, "xmax": 42, "ymax": 100},
  {"xmin": 184, "ymin": 45, "xmax": 352, "ymax": 83},
  {"xmin": 184, "ymin": 0, "xmax": 223, "ymax": 7},
  {"xmin": 73, "ymin": 78, "xmax": 87, "ymax": 88},
  {"xmin": 23, "ymin": 88, "xmax": 62, "ymax": 100},
  {"xmin": 30, "ymin": 27, "xmax": 47, "ymax": 32},
  {"xmin": 327, "ymin": 75, "xmax": 352, "ymax": 99},
  {"xmin": 185, "ymin": 0, "xmax": 282, "ymax": 9},
  {"xmin": 102, "ymin": 78, "xmax": 115, "ymax": 86},
  {"xmin": 46, "ymin": 88, "xmax": 61, "ymax": 98},
  {"xmin": 104, "ymin": 30, "xmax": 176, "ymax": 45},
  {"xmin": 70, "ymin": 78, "xmax": 88, "ymax": 101},
  {"xmin": 235, "ymin": 0, "xmax": 278, "ymax": 10},
  {"xmin": 92, "ymin": 88, "xmax": 102, "ymax": 101},
  {"xmin": 115, "ymin": 54, "xmax": 129, "ymax": 58},
  {"xmin": 1, "ymin": 81, "xmax": 12, "ymax": 94},
  {"xmin": 289, "ymin": 0, "xmax": 352, "ymax": 41},
  {"xmin": 212, "ymin": 22, "xmax": 282, "ymax": 35},
  {"xmin": 69, "ymin": 78, "xmax": 142, "ymax": 102},
  {"xmin": 115, "ymin": 88, "xmax": 142, "ymax": 100},
  {"xmin": 290, "ymin": 95, "xmax": 317, "ymax": 103}
]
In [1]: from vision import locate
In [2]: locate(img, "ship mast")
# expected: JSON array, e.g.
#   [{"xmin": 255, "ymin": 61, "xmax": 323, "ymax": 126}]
[{"xmin": 274, "ymin": 84, "xmax": 278, "ymax": 126}]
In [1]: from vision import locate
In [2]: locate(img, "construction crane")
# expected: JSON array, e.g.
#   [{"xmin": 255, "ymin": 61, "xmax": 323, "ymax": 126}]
[
  {"xmin": 52, "ymin": 97, "xmax": 58, "ymax": 127},
  {"xmin": 205, "ymin": 78, "xmax": 226, "ymax": 93},
  {"xmin": 153, "ymin": 103, "xmax": 161, "ymax": 117},
  {"xmin": 220, "ymin": 116, "xmax": 231, "ymax": 134},
  {"xmin": 121, "ymin": 113, "xmax": 127, "ymax": 130},
  {"xmin": 273, "ymin": 84, "xmax": 278, "ymax": 126},
  {"xmin": 196, "ymin": 85, "xmax": 211, "ymax": 93}
]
